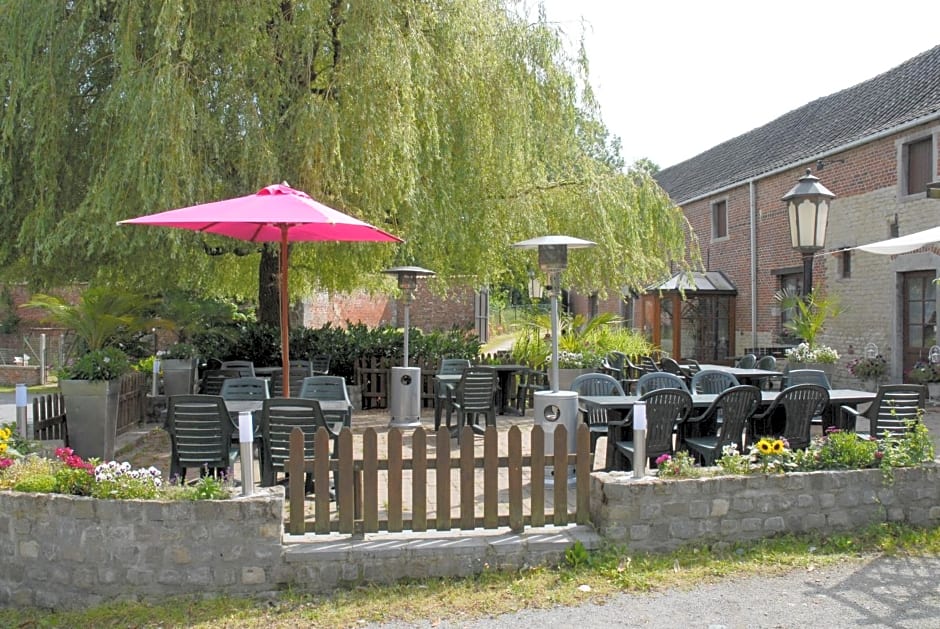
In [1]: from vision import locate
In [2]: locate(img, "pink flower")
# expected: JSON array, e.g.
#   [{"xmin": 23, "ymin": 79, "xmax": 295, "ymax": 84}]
[
  {"xmin": 0, "ymin": 458, "xmax": 13, "ymax": 469},
  {"xmin": 874, "ymin": 451, "xmax": 884, "ymax": 460},
  {"xmin": 655, "ymin": 454, "xmax": 672, "ymax": 465}
]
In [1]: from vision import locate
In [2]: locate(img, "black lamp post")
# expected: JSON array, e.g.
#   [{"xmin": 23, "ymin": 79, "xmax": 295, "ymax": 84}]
[{"xmin": 782, "ymin": 169, "xmax": 835, "ymax": 295}]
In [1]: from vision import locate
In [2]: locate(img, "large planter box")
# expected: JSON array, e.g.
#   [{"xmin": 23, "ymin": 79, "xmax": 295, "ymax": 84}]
[
  {"xmin": 788, "ymin": 361, "xmax": 835, "ymax": 380},
  {"xmin": 558, "ymin": 368, "xmax": 593, "ymax": 391},
  {"xmin": 591, "ymin": 465, "xmax": 940, "ymax": 553},
  {"xmin": 59, "ymin": 378, "xmax": 120, "ymax": 460},
  {"xmin": 161, "ymin": 358, "xmax": 197, "ymax": 397}
]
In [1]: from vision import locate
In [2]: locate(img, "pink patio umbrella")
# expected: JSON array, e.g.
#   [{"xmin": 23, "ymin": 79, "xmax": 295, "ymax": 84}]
[{"xmin": 119, "ymin": 183, "xmax": 402, "ymax": 396}]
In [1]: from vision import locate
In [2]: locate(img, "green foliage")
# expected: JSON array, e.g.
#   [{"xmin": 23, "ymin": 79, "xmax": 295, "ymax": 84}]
[
  {"xmin": 23, "ymin": 286, "xmax": 165, "ymax": 358},
  {"xmin": 0, "ymin": 1, "xmax": 694, "ymax": 316},
  {"xmin": 176, "ymin": 474, "xmax": 232, "ymax": 501},
  {"xmin": 877, "ymin": 421, "xmax": 936, "ymax": 470},
  {"xmin": 511, "ymin": 311, "xmax": 653, "ymax": 368},
  {"xmin": 13, "ymin": 474, "xmax": 56, "ymax": 493},
  {"xmin": 0, "ymin": 286, "xmax": 20, "ymax": 333},
  {"xmin": 774, "ymin": 288, "xmax": 842, "ymax": 347},
  {"xmin": 54, "ymin": 466, "xmax": 95, "ymax": 496},
  {"xmin": 715, "ymin": 445, "xmax": 752, "ymax": 475},
  {"xmin": 187, "ymin": 320, "xmax": 480, "ymax": 383},
  {"xmin": 654, "ymin": 451, "xmax": 700, "ymax": 478},
  {"xmin": 810, "ymin": 430, "xmax": 879, "ymax": 470},
  {"xmin": 907, "ymin": 362, "xmax": 940, "ymax": 384},
  {"xmin": 60, "ymin": 347, "xmax": 132, "ymax": 381},
  {"xmin": 564, "ymin": 541, "xmax": 590, "ymax": 568}
]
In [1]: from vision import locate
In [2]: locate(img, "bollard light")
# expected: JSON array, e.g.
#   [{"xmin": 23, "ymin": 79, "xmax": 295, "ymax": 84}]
[
  {"xmin": 631, "ymin": 401, "xmax": 647, "ymax": 480},
  {"xmin": 238, "ymin": 411, "xmax": 254, "ymax": 496},
  {"xmin": 15, "ymin": 383, "xmax": 28, "ymax": 439}
]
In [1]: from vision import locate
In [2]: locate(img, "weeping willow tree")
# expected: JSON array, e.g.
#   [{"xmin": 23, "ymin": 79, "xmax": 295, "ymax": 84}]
[{"xmin": 0, "ymin": 0, "xmax": 696, "ymax": 325}]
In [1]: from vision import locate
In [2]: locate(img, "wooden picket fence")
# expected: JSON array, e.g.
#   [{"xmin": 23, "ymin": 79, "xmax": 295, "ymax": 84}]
[
  {"xmin": 284, "ymin": 423, "xmax": 591, "ymax": 535},
  {"xmin": 32, "ymin": 392, "xmax": 68, "ymax": 444},
  {"xmin": 116, "ymin": 371, "xmax": 147, "ymax": 435}
]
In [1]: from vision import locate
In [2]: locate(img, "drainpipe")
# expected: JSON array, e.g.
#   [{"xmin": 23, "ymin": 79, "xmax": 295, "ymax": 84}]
[{"xmin": 750, "ymin": 180, "xmax": 758, "ymax": 352}]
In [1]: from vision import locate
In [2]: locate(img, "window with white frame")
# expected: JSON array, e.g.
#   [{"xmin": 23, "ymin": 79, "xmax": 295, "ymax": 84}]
[{"xmin": 711, "ymin": 199, "xmax": 728, "ymax": 240}]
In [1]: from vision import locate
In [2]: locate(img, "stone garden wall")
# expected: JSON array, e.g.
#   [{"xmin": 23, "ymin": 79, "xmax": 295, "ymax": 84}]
[
  {"xmin": 591, "ymin": 465, "xmax": 940, "ymax": 553},
  {"xmin": 0, "ymin": 487, "xmax": 285, "ymax": 609},
  {"xmin": 5, "ymin": 466, "xmax": 940, "ymax": 610}
]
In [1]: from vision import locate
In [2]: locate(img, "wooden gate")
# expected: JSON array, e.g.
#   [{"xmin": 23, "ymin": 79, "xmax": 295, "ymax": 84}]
[{"xmin": 285, "ymin": 423, "xmax": 591, "ymax": 535}]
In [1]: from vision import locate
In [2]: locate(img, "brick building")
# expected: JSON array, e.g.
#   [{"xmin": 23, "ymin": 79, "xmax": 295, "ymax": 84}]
[
  {"xmin": 653, "ymin": 45, "xmax": 940, "ymax": 385},
  {"xmin": 302, "ymin": 281, "xmax": 485, "ymax": 338}
]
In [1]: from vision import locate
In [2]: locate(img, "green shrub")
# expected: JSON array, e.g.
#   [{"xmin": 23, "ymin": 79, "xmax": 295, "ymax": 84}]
[
  {"xmin": 60, "ymin": 347, "xmax": 132, "ymax": 381},
  {"xmin": 14, "ymin": 474, "xmax": 57, "ymax": 493}
]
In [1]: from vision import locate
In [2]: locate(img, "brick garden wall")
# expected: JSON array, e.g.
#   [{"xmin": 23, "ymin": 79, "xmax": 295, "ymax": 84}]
[{"xmin": 302, "ymin": 281, "xmax": 477, "ymax": 332}]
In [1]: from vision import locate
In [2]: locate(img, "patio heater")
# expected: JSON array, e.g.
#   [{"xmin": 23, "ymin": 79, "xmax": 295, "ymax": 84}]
[
  {"xmin": 783, "ymin": 169, "xmax": 835, "ymax": 295},
  {"xmin": 512, "ymin": 236, "xmax": 595, "ymax": 483},
  {"xmin": 383, "ymin": 266, "xmax": 436, "ymax": 428}
]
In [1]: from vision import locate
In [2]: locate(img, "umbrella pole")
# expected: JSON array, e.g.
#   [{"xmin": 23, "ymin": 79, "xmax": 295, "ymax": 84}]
[{"xmin": 280, "ymin": 226, "xmax": 291, "ymax": 397}]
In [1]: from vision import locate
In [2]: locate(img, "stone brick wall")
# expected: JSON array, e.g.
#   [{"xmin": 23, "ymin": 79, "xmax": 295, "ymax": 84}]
[
  {"xmin": 0, "ymin": 488, "xmax": 285, "ymax": 609},
  {"xmin": 0, "ymin": 486, "xmax": 590, "ymax": 610},
  {"xmin": 591, "ymin": 465, "xmax": 940, "ymax": 553},
  {"xmin": 4, "ymin": 465, "xmax": 940, "ymax": 609}
]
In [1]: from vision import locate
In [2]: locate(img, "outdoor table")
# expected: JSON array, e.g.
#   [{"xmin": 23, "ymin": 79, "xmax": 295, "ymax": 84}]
[
  {"xmin": 691, "ymin": 363, "xmax": 782, "ymax": 387},
  {"xmin": 580, "ymin": 388, "xmax": 877, "ymax": 430},
  {"xmin": 223, "ymin": 398, "xmax": 349, "ymax": 433},
  {"xmin": 487, "ymin": 364, "xmax": 527, "ymax": 415}
]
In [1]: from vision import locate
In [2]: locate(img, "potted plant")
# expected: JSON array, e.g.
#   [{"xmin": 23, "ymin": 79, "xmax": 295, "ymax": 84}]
[
  {"xmin": 23, "ymin": 287, "xmax": 164, "ymax": 460},
  {"xmin": 847, "ymin": 354, "xmax": 888, "ymax": 391},
  {"xmin": 907, "ymin": 361, "xmax": 940, "ymax": 399},
  {"xmin": 160, "ymin": 341, "xmax": 201, "ymax": 398},
  {"xmin": 776, "ymin": 289, "xmax": 842, "ymax": 378}
]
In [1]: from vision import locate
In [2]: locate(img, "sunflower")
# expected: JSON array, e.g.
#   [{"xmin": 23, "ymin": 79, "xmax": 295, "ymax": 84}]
[
  {"xmin": 771, "ymin": 440, "xmax": 785, "ymax": 454},
  {"xmin": 756, "ymin": 438, "xmax": 773, "ymax": 455}
]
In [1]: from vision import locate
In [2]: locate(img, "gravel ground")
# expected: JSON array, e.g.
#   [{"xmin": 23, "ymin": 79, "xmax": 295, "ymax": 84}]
[{"xmin": 368, "ymin": 555, "xmax": 940, "ymax": 628}]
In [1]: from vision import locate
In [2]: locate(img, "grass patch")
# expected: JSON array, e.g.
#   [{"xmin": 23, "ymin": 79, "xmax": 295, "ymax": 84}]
[
  {"xmin": 2, "ymin": 522, "xmax": 939, "ymax": 627},
  {"xmin": 0, "ymin": 383, "xmax": 58, "ymax": 395}
]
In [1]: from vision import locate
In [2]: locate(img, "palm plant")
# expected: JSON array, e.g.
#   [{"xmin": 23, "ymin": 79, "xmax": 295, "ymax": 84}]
[
  {"xmin": 774, "ymin": 288, "xmax": 842, "ymax": 347},
  {"xmin": 24, "ymin": 286, "xmax": 167, "ymax": 360}
]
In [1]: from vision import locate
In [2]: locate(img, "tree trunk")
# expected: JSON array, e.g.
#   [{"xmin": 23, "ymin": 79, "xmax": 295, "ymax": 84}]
[{"xmin": 258, "ymin": 243, "xmax": 281, "ymax": 326}]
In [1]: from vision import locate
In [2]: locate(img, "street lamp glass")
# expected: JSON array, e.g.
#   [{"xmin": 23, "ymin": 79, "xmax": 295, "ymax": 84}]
[{"xmin": 783, "ymin": 169, "xmax": 835, "ymax": 254}]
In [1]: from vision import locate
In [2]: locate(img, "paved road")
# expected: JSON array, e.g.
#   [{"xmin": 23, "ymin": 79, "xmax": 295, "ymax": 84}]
[{"xmin": 371, "ymin": 555, "xmax": 940, "ymax": 628}]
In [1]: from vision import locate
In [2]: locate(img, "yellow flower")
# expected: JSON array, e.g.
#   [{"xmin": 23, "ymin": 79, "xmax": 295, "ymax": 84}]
[
  {"xmin": 757, "ymin": 439, "xmax": 773, "ymax": 455},
  {"xmin": 0, "ymin": 427, "xmax": 10, "ymax": 441},
  {"xmin": 771, "ymin": 440, "xmax": 785, "ymax": 454},
  {"xmin": 0, "ymin": 442, "xmax": 7, "ymax": 455}
]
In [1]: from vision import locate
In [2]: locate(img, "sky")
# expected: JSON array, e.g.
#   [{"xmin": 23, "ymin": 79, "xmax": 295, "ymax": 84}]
[{"xmin": 535, "ymin": 1, "xmax": 940, "ymax": 169}]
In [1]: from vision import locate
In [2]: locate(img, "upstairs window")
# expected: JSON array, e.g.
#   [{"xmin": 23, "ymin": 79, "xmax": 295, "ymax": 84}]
[
  {"xmin": 904, "ymin": 136, "xmax": 933, "ymax": 196},
  {"xmin": 711, "ymin": 199, "xmax": 728, "ymax": 240}
]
